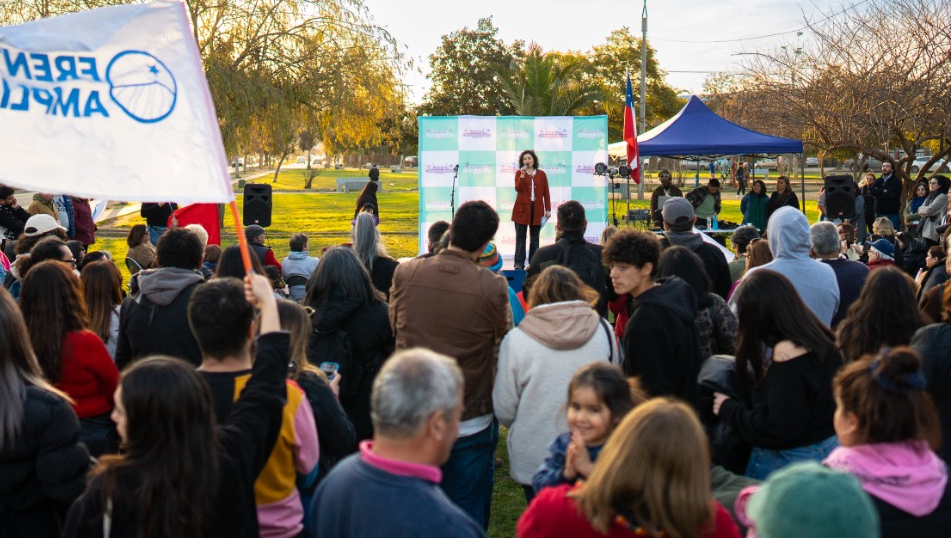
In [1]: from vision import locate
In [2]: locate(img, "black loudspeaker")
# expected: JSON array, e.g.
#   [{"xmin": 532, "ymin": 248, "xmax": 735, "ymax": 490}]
[
  {"xmin": 824, "ymin": 175, "xmax": 856, "ymax": 219},
  {"xmin": 243, "ymin": 183, "xmax": 272, "ymax": 227}
]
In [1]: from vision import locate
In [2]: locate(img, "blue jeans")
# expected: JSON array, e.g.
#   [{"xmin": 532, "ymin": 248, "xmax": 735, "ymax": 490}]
[
  {"xmin": 147, "ymin": 225, "xmax": 167, "ymax": 246},
  {"xmin": 745, "ymin": 435, "xmax": 839, "ymax": 480},
  {"xmin": 440, "ymin": 419, "xmax": 499, "ymax": 530}
]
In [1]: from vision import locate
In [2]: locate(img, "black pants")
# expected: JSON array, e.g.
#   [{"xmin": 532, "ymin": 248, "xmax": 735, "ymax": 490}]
[{"xmin": 514, "ymin": 204, "xmax": 539, "ymax": 268}]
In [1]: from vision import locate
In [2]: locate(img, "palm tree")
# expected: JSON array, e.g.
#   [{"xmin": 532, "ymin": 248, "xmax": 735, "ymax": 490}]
[{"xmin": 494, "ymin": 43, "xmax": 600, "ymax": 116}]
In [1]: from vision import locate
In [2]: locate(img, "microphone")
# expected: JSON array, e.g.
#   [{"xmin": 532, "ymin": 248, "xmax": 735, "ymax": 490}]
[{"xmin": 453, "ymin": 164, "xmax": 459, "ymax": 172}]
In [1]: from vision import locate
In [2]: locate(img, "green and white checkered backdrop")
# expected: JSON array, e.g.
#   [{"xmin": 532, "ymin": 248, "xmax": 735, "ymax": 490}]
[{"xmin": 418, "ymin": 115, "xmax": 609, "ymax": 264}]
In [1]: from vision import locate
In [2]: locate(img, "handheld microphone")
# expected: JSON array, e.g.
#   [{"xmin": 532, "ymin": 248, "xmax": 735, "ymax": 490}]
[{"xmin": 453, "ymin": 164, "xmax": 459, "ymax": 172}]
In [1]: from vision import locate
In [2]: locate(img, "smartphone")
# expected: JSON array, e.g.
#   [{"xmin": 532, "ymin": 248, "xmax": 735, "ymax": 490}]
[{"xmin": 319, "ymin": 362, "xmax": 340, "ymax": 380}]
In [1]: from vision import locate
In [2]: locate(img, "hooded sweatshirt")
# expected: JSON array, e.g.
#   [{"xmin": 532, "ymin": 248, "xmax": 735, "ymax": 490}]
[
  {"xmin": 281, "ymin": 251, "xmax": 319, "ymax": 300},
  {"xmin": 824, "ymin": 442, "xmax": 948, "ymax": 517},
  {"xmin": 114, "ymin": 267, "xmax": 205, "ymax": 369},
  {"xmin": 624, "ymin": 276, "xmax": 702, "ymax": 409},
  {"xmin": 493, "ymin": 301, "xmax": 616, "ymax": 484},
  {"xmin": 662, "ymin": 230, "xmax": 733, "ymax": 299},
  {"xmin": 745, "ymin": 206, "xmax": 839, "ymax": 326}
]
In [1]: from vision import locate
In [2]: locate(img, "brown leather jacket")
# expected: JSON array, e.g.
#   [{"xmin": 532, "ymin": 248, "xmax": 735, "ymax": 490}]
[{"xmin": 389, "ymin": 249, "xmax": 512, "ymax": 420}]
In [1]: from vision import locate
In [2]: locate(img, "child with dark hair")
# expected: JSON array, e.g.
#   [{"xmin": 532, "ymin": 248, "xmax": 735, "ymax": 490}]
[
  {"xmin": 824, "ymin": 347, "xmax": 950, "ymax": 537},
  {"xmin": 532, "ymin": 362, "xmax": 645, "ymax": 496}
]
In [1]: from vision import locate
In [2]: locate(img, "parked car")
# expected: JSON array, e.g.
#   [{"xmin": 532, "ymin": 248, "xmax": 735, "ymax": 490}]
[
  {"xmin": 845, "ymin": 154, "xmax": 884, "ymax": 172},
  {"xmin": 805, "ymin": 156, "xmax": 820, "ymax": 167},
  {"xmin": 679, "ymin": 159, "xmax": 713, "ymax": 170},
  {"xmin": 911, "ymin": 156, "xmax": 950, "ymax": 174},
  {"xmin": 756, "ymin": 158, "xmax": 779, "ymax": 170}
]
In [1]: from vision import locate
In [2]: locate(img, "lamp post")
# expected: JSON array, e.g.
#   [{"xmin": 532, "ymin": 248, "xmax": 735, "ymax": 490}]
[{"xmin": 638, "ymin": 0, "xmax": 647, "ymax": 199}]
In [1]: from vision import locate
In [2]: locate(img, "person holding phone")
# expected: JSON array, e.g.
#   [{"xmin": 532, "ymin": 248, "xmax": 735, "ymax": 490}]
[{"xmin": 512, "ymin": 150, "xmax": 551, "ymax": 270}]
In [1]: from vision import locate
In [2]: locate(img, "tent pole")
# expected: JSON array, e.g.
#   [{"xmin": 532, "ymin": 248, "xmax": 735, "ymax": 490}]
[{"xmin": 800, "ymin": 153, "xmax": 806, "ymax": 215}]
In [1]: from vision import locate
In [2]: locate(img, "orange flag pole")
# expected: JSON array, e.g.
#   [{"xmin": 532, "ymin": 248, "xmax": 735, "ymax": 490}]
[{"xmin": 229, "ymin": 200, "xmax": 254, "ymax": 274}]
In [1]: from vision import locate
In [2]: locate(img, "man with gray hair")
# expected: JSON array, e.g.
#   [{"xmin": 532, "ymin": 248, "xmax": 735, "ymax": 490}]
[
  {"xmin": 309, "ymin": 348, "xmax": 485, "ymax": 538},
  {"xmin": 810, "ymin": 221, "xmax": 869, "ymax": 328}
]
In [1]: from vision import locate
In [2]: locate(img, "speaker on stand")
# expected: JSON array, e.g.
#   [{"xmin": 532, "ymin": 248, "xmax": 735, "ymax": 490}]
[
  {"xmin": 824, "ymin": 175, "xmax": 857, "ymax": 220},
  {"xmin": 243, "ymin": 183, "xmax": 272, "ymax": 227}
]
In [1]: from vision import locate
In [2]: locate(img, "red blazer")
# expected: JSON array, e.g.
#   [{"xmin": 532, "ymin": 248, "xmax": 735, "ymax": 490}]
[{"xmin": 512, "ymin": 170, "xmax": 551, "ymax": 226}]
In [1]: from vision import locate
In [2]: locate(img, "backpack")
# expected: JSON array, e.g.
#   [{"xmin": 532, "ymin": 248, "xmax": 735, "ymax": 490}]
[{"xmin": 554, "ymin": 238, "xmax": 608, "ymax": 303}]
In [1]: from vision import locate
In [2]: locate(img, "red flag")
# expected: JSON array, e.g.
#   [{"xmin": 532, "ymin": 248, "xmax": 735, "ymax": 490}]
[
  {"xmin": 168, "ymin": 203, "xmax": 222, "ymax": 246},
  {"xmin": 623, "ymin": 73, "xmax": 641, "ymax": 184}
]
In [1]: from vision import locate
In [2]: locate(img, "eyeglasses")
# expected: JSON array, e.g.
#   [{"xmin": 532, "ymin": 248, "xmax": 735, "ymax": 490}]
[{"xmin": 62, "ymin": 258, "xmax": 77, "ymax": 266}]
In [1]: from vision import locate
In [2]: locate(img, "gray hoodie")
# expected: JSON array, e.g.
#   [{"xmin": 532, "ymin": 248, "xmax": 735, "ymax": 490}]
[{"xmin": 746, "ymin": 206, "xmax": 839, "ymax": 325}]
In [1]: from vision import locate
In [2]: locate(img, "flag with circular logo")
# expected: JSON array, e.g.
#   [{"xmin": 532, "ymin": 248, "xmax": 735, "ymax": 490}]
[{"xmin": 0, "ymin": 1, "xmax": 232, "ymax": 203}]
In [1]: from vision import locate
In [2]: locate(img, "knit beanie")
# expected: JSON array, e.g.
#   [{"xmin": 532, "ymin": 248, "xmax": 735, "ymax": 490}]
[{"xmin": 746, "ymin": 462, "xmax": 879, "ymax": 538}]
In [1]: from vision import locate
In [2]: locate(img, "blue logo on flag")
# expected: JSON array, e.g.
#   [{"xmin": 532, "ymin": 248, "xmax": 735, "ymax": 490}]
[{"xmin": 106, "ymin": 51, "xmax": 177, "ymax": 123}]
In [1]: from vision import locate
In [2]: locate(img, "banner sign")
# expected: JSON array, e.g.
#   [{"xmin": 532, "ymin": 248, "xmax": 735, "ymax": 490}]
[
  {"xmin": 418, "ymin": 115, "xmax": 609, "ymax": 261},
  {"xmin": 0, "ymin": 1, "xmax": 233, "ymax": 203}
]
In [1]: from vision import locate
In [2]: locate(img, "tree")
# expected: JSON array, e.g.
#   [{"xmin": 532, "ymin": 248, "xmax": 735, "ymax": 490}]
[
  {"xmin": 707, "ymin": 0, "xmax": 951, "ymax": 191},
  {"xmin": 578, "ymin": 28, "xmax": 681, "ymax": 140},
  {"xmin": 420, "ymin": 17, "xmax": 522, "ymax": 116},
  {"xmin": 493, "ymin": 43, "xmax": 600, "ymax": 116}
]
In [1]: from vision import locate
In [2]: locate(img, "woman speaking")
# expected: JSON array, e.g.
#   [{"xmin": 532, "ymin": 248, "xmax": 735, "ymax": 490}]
[{"xmin": 512, "ymin": 150, "xmax": 551, "ymax": 270}]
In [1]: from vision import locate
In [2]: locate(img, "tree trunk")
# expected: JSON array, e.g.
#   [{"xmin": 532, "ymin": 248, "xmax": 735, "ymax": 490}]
[{"xmin": 273, "ymin": 149, "xmax": 289, "ymax": 183}]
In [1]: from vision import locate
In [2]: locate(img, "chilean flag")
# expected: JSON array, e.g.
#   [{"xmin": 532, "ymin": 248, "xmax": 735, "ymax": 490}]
[{"xmin": 623, "ymin": 73, "xmax": 641, "ymax": 184}]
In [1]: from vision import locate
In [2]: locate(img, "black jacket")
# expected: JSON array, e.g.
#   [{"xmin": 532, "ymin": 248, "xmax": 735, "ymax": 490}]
[
  {"xmin": 0, "ymin": 386, "xmax": 90, "ymax": 538},
  {"xmin": 526, "ymin": 231, "xmax": 616, "ymax": 316},
  {"xmin": 297, "ymin": 370, "xmax": 357, "ymax": 488},
  {"xmin": 766, "ymin": 191, "xmax": 800, "ymax": 222},
  {"xmin": 63, "ymin": 332, "xmax": 289, "ymax": 538},
  {"xmin": 875, "ymin": 477, "xmax": 951, "ymax": 538},
  {"xmin": 138, "ymin": 203, "xmax": 177, "ymax": 228},
  {"xmin": 869, "ymin": 174, "xmax": 902, "ymax": 215},
  {"xmin": 368, "ymin": 256, "xmax": 399, "ymax": 300},
  {"xmin": 623, "ymin": 276, "xmax": 701, "ymax": 409},
  {"xmin": 0, "ymin": 203, "xmax": 30, "ymax": 239},
  {"xmin": 911, "ymin": 324, "xmax": 951, "ymax": 463},
  {"xmin": 660, "ymin": 232, "xmax": 732, "ymax": 300},
  {"xmin": 307, "ymin": 295, "xmax": 394, "ymax": 441},
  {"xmin": 115, "ymin": 268, "xmax": 204, "ymax": 370},
  {"xmin": 919, "ymin": 263, "xmax": 949, "ymax": 304}
]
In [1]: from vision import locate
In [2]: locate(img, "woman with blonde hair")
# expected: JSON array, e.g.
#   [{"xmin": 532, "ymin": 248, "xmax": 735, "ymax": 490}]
[
  {"xmin": 518, "ymin": 398, "xmax": 740, "ymax": 538},
  {"xmin": 494, "ymin": 265, "xmax": 617, "ymax": 501}
]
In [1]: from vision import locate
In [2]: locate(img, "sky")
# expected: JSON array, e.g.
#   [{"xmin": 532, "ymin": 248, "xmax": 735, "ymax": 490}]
[{"xmin": 361, "ymin": 0, "xmax": 851, "ymax": 105}]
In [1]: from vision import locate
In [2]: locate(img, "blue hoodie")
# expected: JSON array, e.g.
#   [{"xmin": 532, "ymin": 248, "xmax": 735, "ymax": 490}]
[{"xmin": 745, "ymin": 207, "xmax": 840, "ymax": 326}]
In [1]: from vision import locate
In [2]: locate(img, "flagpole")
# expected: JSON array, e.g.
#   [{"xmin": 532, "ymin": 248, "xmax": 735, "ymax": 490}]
[{"xmin": 229, "ymin": 200, "xmax": 254, "ymax": 274}]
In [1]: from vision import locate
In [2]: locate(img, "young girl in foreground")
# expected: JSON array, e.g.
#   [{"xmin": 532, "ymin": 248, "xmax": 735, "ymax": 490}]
[
  {"xmin": 824, "ymin": 347, "xmax": 951, "ymax": 537},
  {"xmin": 531, "ymin": 363, "xmax": 642, "ymax": 494},
  {"xmin": 519, "ymin": 398, "xmax": 740, "ymax": 538}
]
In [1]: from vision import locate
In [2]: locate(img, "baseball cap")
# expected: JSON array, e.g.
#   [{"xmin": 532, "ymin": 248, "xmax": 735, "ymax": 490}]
[
  {"xmin": 244, "ymin": 224, "xmax": 265, "ymax": 240},
  {"xmin": 662, "ymin": 197, "xmax": 695, "ymax": 227},
  {"xmin": 23, "ymin": 214, "xmax": 66, "ymax": 237}
]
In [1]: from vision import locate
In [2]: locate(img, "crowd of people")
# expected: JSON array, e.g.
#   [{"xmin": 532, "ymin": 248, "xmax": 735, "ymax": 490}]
[{"xmin": 2, "ymin": 155, "xmax": 951, "ymax": 538}]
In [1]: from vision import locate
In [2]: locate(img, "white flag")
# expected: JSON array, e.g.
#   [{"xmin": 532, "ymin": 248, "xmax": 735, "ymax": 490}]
[{"xmin": 0, "ymin": 1, "xmax": 233, "ymax": 203}]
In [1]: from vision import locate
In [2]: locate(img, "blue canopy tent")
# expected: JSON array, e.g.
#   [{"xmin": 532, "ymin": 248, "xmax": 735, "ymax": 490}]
[
  {"xmin": 632, "ymin": 95, "xmax": 805, "ymax": 209},
  {"xmin": 637, "ymin": 95, "xmax": 803, "ymax": 157}
]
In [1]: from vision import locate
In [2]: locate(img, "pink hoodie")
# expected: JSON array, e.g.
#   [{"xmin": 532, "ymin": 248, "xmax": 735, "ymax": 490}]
[{"xmin": 824, "ymin": 441, "xmax": 948, "ymax": 516}]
